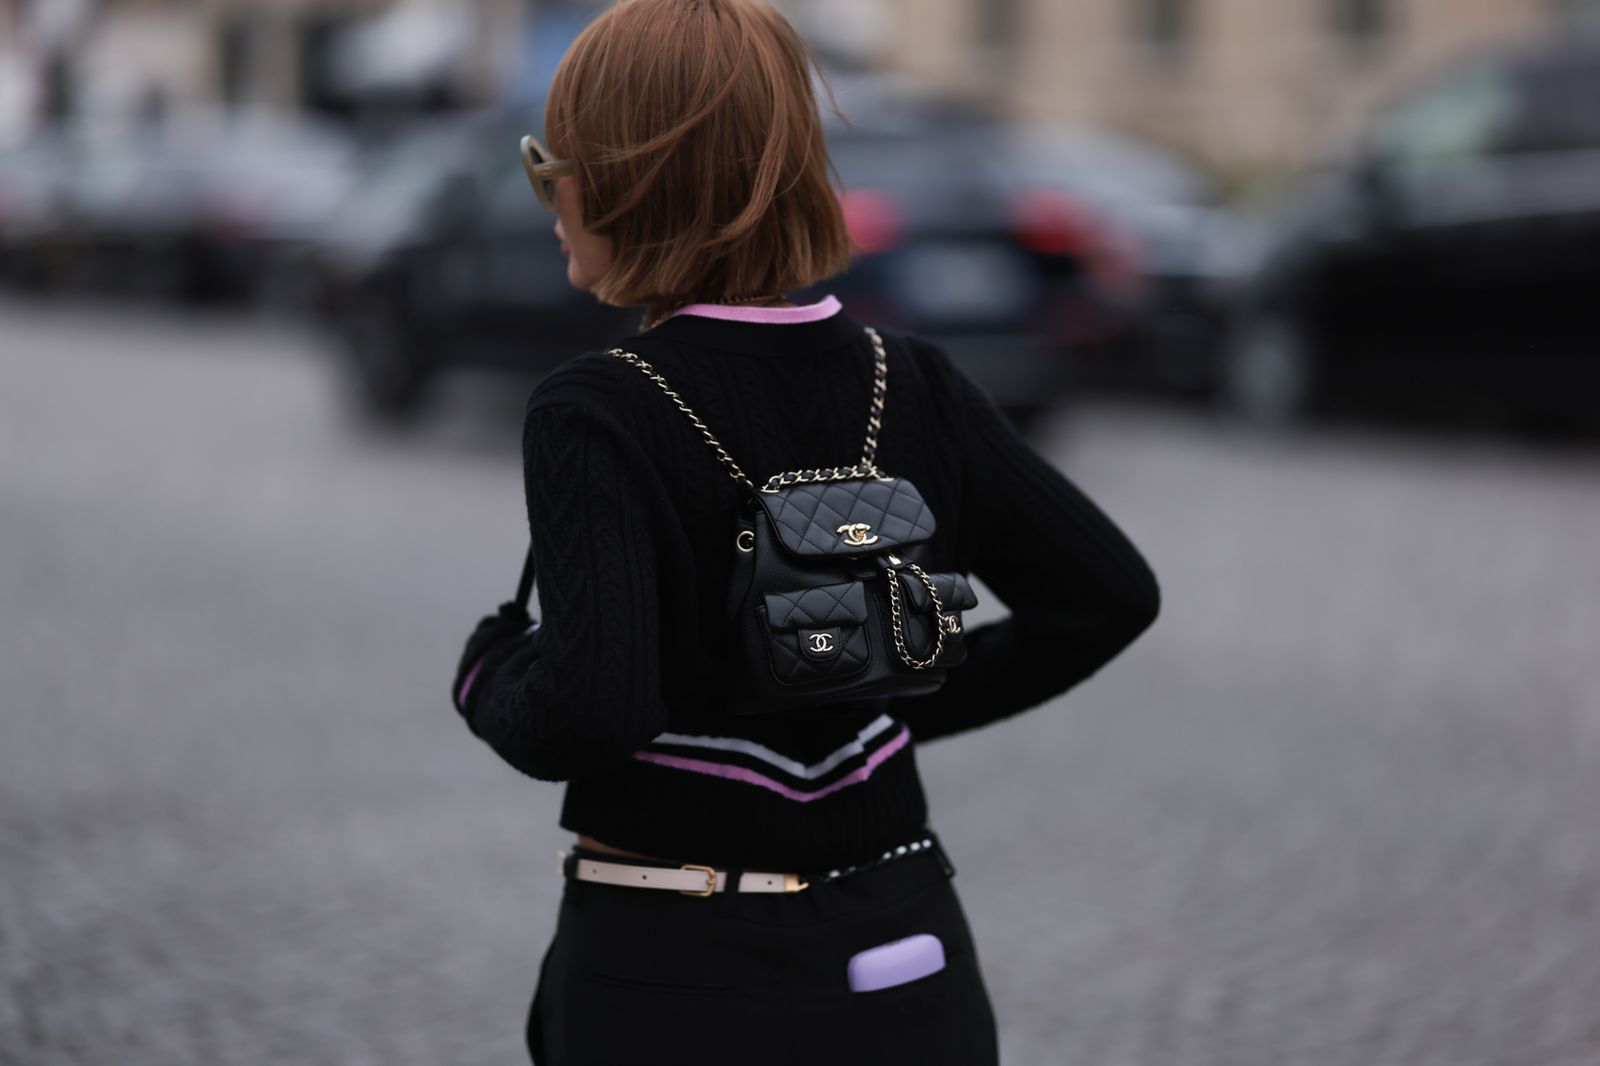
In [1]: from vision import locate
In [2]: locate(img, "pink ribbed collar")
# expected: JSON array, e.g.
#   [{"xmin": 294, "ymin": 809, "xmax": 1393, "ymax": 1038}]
[{"xmin": 654, "ymin": 295, "xmax": 841, "ymax": 327}]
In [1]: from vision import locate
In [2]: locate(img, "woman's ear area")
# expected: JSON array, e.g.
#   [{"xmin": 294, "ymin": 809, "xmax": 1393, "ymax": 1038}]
[{"xmin": 553, "ymin": 174, "xmax": 615, "ymax": 294}]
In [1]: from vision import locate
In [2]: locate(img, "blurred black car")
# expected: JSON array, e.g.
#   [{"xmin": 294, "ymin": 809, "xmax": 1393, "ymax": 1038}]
[
  {"xmin": 814, "ymin": 80, "xmax": 1252, "ymax": 409},
  {"xmin": 1225, "ymin": 28, "xmax": 1600, "ymax": 424},
  {"xmin": 814, "ymin": 108, "xmax": 1095, "ymax": 415},
  {"xmin": 167, "ymin": 113, "xmax": 361, "ymax": 308},
  {"xmin": 323, "ymin": 101, "xmax": 1084, "ymax": 420},
  {"xmin": 992, "ymin": 124, "xmax": 1257, "ymax": 396},
  {"xmin": 319, "ymin": 108, "xmax": 636, "ymax": 416},
  {"xmin": 320, "ymin": 91, "xmax": 1240, "ymax": 422}
]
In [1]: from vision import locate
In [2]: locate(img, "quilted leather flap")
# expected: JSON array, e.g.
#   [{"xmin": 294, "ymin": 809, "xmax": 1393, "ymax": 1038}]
[
  {"xmin": 897, "ymin": 570, "xmax": 978, "ymax": 614},
  {"xmin": 764, "ymin": 581, "xmax": 869, "ymax": 631},
  {"xmin": 756, "ymin": 477, "xmax": 936, "ymax": 558}
]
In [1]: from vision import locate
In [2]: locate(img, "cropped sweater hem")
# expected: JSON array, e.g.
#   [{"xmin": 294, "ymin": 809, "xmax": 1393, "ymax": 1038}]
[{"xmin": 558, "ymin": 733, "xmax": 930, "ymax": 870}]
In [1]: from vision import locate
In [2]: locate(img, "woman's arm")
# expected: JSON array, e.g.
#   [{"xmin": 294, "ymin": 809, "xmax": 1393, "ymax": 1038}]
[
  {"xmin": 890, "ymin": 339, "xmax": 1161, "ymax": 742},
  {"xmin": 450, "ymin": 402, "xmax": 670, "ymax": 781}
]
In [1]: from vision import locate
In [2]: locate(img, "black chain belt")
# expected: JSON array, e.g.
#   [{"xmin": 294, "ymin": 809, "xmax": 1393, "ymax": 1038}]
[{"xmin": 560, "ymin": 828, "xmax": 955, "ymax": 897}]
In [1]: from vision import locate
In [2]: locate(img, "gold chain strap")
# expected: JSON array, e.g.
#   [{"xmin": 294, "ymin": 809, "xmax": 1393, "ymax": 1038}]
[
  {"xmin": 884, "ymin": 561, "xmax": 948, "ymax": 669},
  {"xmin": 758, "ymin": 463, "xmax": 889, "ymax": 493},
  {"xmin": 605, "ymin": 348, "xmax": 757, "ymax": 491},
  {"xmin": 861, "ymin": 325, "xmax": 888, "ymax": 466},
  {"xmin": 760, "ymin": 326, "xmax": 889, "ymax": 491},
  {"xmin": 606, "ymin": 326, "xmax": 889, "ymax": 495}
]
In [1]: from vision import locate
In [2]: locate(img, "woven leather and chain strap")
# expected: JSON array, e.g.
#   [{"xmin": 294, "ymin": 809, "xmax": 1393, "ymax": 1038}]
[{"xmin": 604, "ymin": 326, "xmax": 889, "ymax": 493}]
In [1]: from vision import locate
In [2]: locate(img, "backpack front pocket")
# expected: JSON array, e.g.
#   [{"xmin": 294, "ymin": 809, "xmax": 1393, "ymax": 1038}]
[{"xmin": 760, "ymin": 580, "xmax": 873, "ymax": 686}]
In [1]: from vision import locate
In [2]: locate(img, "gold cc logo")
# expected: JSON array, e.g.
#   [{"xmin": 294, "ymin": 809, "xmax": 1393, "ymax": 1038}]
[
  {"xmin": 940, "ymin": 614, "xmax": 962, "ymax": 635},
  {"xmin": 836, "ymin": 522, "xmax": 879, "ymax": 546},
  {"xmin": 808, "ymin": 632, "xmax": 836, "ymax": 654}
]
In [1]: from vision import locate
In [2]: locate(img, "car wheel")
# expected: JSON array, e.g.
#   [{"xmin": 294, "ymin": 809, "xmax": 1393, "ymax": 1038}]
[
  {"xmin": 1221, "ymin": 311, "xmax": 1315, "ymax": 425},
  {"xmin": 341, "ymin": 296, "xmax": 428, "ymax": 420}
]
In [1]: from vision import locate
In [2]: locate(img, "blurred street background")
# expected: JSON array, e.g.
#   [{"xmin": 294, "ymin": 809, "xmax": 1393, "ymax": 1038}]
[{"xmin": 4, "ymin": 1, "xmax": 1600, "ymax": 1063}]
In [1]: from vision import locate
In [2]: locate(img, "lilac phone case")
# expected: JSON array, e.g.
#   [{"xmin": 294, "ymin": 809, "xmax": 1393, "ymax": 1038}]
[{"xmin": 847, "ymin": 933, "xmax": 946, "ymax": 992}]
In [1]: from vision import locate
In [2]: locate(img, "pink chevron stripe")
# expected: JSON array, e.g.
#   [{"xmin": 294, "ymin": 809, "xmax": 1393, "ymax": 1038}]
[{"xmin": 631, "ymin": 724, "xmax": 911, "ymax": 802}]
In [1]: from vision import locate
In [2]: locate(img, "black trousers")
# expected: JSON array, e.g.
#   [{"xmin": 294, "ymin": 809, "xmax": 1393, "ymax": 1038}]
[{"xmin": 526, "ymin": 835, "xmax": 1000, "ymax": 1065}]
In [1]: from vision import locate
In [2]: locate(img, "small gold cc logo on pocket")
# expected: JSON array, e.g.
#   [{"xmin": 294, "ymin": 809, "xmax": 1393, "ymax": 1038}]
[
  {"xmin": 836, "ymin": 522, "xmax": 878, "ymax": 546},
  {"xmin": 809, "ymin": 632, "xmax": 836, "ymax": 654}
]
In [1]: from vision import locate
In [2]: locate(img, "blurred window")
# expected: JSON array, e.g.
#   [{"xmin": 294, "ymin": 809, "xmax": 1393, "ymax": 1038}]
[
  {"xmin": 1328, "ymin": 0, "xmax": 1390, "ymax": 44},
  {"xmin": 220, "ymin": 16, "xmax": 260, "ymax": 109},
  {"xmin": 1370, "ymin": 66, "xmax": 1516, "ymax": 175},
  {"xmin": 1550, "ymin": 0, "xmax": 1600, "ymax": 17},
  {"xmin": 976, "ymin": 0, "xmax": 1020, "ymax": 53},
  {"xmin": 1500, "ymin": 59, "xmax": 1600, "ymax": 152},
  {"xmin": 1133, "ymin": 0, "xmax": 1192, "ymax": 58}
]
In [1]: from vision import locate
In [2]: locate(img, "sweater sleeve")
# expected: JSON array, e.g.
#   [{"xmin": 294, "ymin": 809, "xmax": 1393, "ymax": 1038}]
[
  {"xmin": 455, "ymin": 402, "xmax": 670, "ymax": 782},
  {"xmin": 889, "ymin": 340, "xmax": 1161, "ymax": 742}
]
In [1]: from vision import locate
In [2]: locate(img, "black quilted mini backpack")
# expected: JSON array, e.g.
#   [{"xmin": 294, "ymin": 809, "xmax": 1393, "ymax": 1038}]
[{"xmin": 606, "ymin": 326, "xmax": 978, "ymax": 716}]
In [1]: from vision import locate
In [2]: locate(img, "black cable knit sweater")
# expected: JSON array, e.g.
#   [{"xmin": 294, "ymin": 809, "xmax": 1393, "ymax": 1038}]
[{"xmin": 451, "ymin": 305, "xmax": 1160, "ymax": 870}]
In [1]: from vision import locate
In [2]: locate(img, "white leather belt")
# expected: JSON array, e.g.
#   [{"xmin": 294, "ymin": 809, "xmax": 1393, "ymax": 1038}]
[{"xmin": 560, "ymin": 850, "xmax": 809, "ymax": 896}]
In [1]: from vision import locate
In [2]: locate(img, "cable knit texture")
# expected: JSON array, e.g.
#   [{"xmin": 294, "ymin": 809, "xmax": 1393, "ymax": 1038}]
[{"xmin": 452, "ymin": 306, "xmax": 1161, "ymax": 870}]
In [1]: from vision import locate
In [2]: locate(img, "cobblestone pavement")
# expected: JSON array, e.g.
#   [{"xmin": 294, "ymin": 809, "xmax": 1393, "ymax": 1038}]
[{"xmin": 4, "ymin": 297, "xmax": 1600, "ymax": 1066}]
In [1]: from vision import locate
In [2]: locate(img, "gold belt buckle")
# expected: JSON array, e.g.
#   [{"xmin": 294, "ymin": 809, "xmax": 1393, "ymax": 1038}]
[{"xmin": 679, "ymin": 863, "xmax": 718, "ymax": 897}]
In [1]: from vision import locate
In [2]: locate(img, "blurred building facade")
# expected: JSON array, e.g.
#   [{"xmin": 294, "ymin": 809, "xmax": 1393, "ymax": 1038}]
[
  {"xmin": 0, "ymin": 0, "xmax": 547, "ymax": 136},
  {"xmin": 880, "ymin": 0, "xmax": 1600, "ymax": 175},
  {"xmin": 5, "ymin": 0, "xmax": 1598, "ymax": 173}
]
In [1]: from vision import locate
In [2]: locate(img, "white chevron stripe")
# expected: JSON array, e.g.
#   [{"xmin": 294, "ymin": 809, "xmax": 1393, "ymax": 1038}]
[{"xmin": 645, "ymin": 714, "xmax": 898, "ymax": 780}]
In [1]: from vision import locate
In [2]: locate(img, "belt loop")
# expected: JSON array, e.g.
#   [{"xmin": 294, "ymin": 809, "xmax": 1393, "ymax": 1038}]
[{"xmin": 716, "ymin": 865, "xmax": 744, "ymax": 912}]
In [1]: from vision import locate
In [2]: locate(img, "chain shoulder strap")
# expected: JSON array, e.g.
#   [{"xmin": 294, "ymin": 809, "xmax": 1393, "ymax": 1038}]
[
  {"xmin": 885, "ymin": 561, "xmax": 948, "ymax": 669},
  {"xmin": 605, "ymin": 326, "xmax": 889, "ymax": 495},
  {"xmin": 605, "ymin": 347, "xmax": 758, "ymax": 491}
]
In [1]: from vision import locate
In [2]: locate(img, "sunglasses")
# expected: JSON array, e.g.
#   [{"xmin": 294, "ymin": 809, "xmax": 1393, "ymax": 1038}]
[{"xmin": 520, "ymin": 134, "xmax": 575, "ymax": 213}]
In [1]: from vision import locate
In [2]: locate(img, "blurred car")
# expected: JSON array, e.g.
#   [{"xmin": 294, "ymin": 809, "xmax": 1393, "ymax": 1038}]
[
  {"xmin": 1, "ymin": 111, "xmax": 357, "ymax": 304},
  {"xmin": 1225, "ymin": 28, "xmax": 1600, "ymax": 424},
  {"xmin": 814, "ymin": 82, "xmax": 1253, "ymax": 411},
  {"xmin": 0, "ymin": 134, "xmax": 69, "ymax": 286},
  {"xmin": 812, "ymin": 104, "xmax": 1095, "ymax": 416},
  {"xmin": 995, "ymin": 124, "xmax": 1260, "ymax": 395},
  {"xmin": 319, "ymin": 89, "xmax": 1244, "ymax": 423},
  {"xmin": 324, "ymin": 98, "xmax": 1088, "ymax": 420},
  {"xmin": 317, "ymin": 107, "xmax": 636, "ymax": 417},
  {"xmin": 163, "ymin": 112, "xmax": 361, "ymax": 308}
]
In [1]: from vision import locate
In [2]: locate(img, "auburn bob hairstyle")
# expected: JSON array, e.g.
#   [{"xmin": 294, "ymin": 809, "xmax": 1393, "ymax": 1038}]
[{"xmin": 543, "ymin": 0, "xmax": 852, "ymax": 315}]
